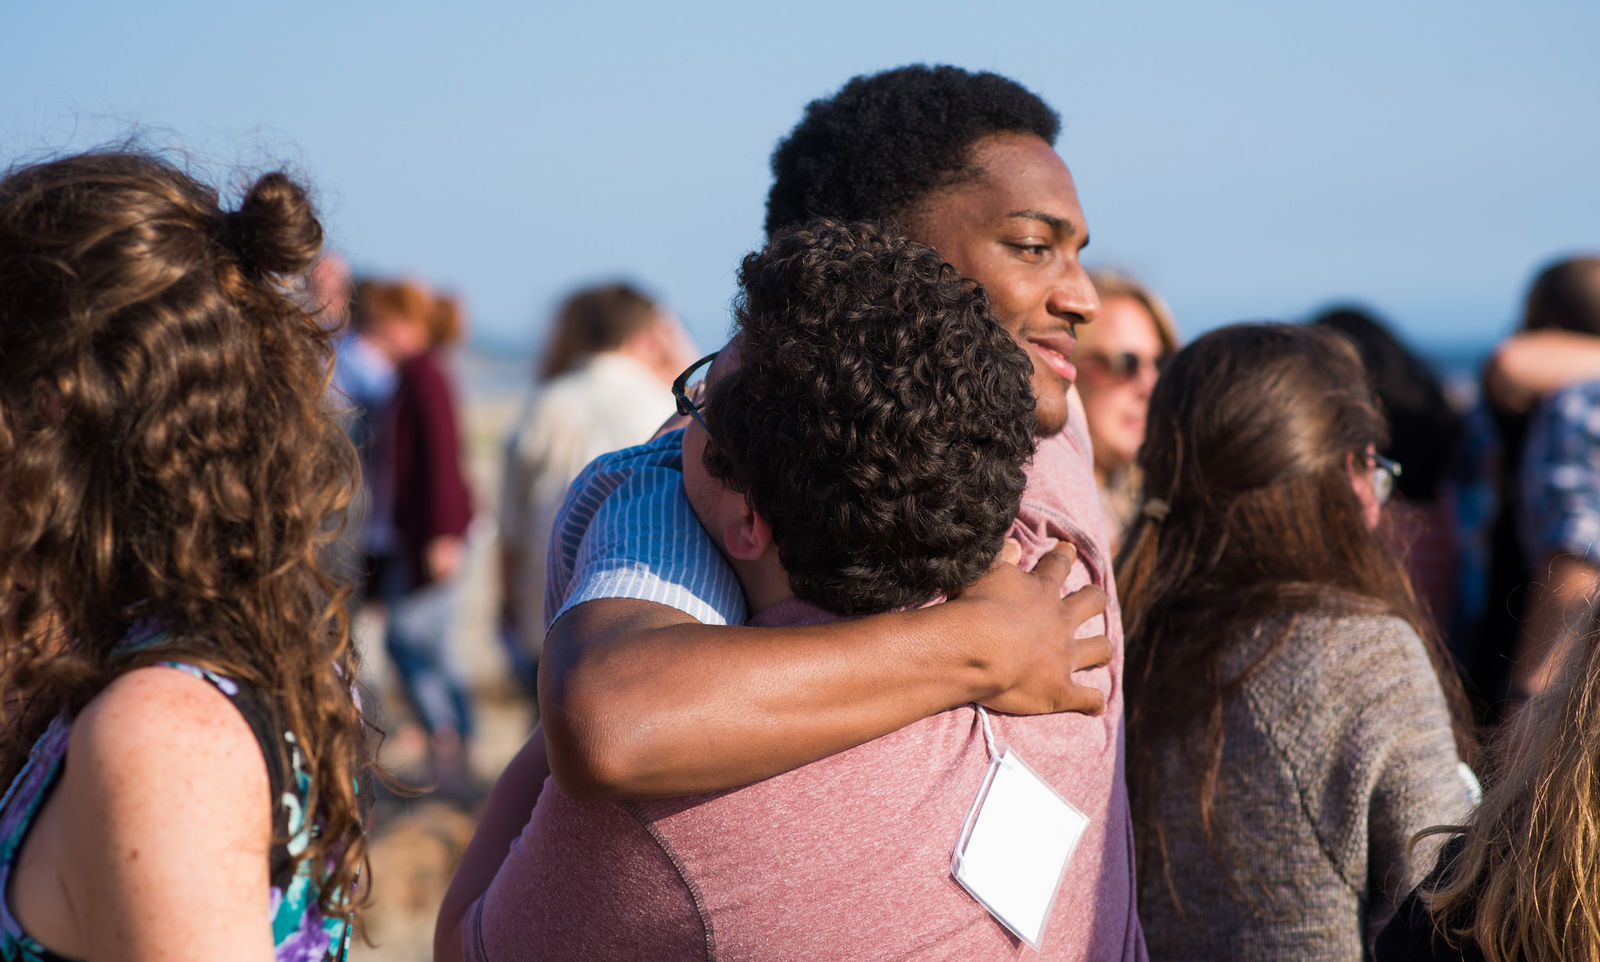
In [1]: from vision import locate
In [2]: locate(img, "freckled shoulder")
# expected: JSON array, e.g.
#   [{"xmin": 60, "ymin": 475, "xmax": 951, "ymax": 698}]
[
  {"xmin": 70, "ymin": 665, "xmax": 269, "ymax": 786},
  {"xmin": 55, "ymin": 665, "xmax": 277, "ymax": 960}
]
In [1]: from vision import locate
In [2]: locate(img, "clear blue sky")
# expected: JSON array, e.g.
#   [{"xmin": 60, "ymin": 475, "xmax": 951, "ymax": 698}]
[{"xmin": 5, "ymin": 0, "xmax": 1597, "ymax": 356}]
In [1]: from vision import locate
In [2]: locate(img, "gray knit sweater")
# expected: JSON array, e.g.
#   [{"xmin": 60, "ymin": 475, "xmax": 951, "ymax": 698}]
[{"xmin": 1137, "ymin": 613, "xmax": 1475, "ymax": 962}]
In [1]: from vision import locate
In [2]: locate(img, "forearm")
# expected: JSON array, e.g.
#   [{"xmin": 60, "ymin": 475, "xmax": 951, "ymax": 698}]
[
  {"xmin": 538, "ymin": 600, "xmax": 999, "ymax": 800},
  {"xmin": 1486, "ymin": 330, "xmax": 1600, "ymax": 413},
  {"xmin": 435, "ymin": 732, "xmax": 551, "ymax": 962}
]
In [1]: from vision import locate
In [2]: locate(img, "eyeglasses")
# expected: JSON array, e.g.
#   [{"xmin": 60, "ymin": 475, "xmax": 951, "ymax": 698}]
[
  {"xmin": 1082, "ymin": 351, "xmax": 1166, "ymax": 383},
  {"xmin": 1368, "ymin": 453, "xmax": 1402, "ymax": 505},
  {"xmin": 672, "ymin": 351, "xmax": 719, "ymax": 436}
]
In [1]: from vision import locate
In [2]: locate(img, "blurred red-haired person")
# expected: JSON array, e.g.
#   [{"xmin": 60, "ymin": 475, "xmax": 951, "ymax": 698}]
[{"xmin": 373, "ymin": 282, "xmax": 477, "ymax": 791}]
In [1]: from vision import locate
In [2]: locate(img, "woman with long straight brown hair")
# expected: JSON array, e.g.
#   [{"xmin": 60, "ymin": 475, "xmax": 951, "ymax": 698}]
[
  {"xmin": 1118, "ymin": 323, "xmax": 1479, "ymax": 961},
  {"xmin": 0, "ymin": 151, "xmax": 371, "ymax": 960}
]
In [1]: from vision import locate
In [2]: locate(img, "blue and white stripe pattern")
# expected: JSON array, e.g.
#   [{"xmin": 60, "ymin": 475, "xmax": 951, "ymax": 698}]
[
  {"xmin": 545, "ymin": 429, "xmax": 748, "ymax": 631},
  {"xmin": 1520, "ymin": 379, "xmax": 1600, "ymax": 566}
]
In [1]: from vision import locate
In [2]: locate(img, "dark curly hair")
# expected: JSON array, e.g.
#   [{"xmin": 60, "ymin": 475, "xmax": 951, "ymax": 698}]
[
  {"xmin": 703, "ymin": 218, "xmax": 1037, "ymax": 615},
  {"xmin": 765, "ymin": 64, "xmax": 1060, "ymax": 236},
  {"xmin": 0, "ymin": 151, "xmax": 370, "ymax": 923}
]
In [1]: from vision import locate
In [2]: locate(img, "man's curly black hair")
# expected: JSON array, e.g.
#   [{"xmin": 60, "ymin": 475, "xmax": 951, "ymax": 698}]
[
  {"xmin": 765, "ymin": 64, "xmax": 1060, "ymax": 237},
  {"xmin": 703, "ymin": 218, "xmax": 1037, "ymax": 616}
]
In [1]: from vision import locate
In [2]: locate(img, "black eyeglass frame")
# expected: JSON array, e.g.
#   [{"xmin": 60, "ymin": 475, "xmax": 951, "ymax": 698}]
[
  {"xmin": 1368, "ymin": 452, "xmax": 1402, "ymax": 505},
  {"xmin": 672, "ymin": 351, "xmax": 720, "ymax": 436}
]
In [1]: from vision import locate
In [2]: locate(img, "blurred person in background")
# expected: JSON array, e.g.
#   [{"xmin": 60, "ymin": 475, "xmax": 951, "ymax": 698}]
[
  {"xmin": 1463, "ymin": 255, "xmax": 1600, "ymax": 719},
  {"xmin": 1314, "ymin": 306, "xmax": 1465, "ymax": 652},
  {"xmin": 1118, "ymin": 324, "xmax": 1477, "ymax": 961},
  {"xmin": 338, "ymin": 278, "xmax": 432, "ymax": 593},
  {"xmin": 308, "ymin": 251, "xmax": 353, "ymax": 328},
  {"xmin": 1482, "ymin": 255, "xmax": 1600, "ymax": 416},
  {"xmin": 376, "ymin": 283, "xmax": 477, "ymax": 794},
  {"xmin": 306, "ymin": 254, "xmax": 372, "ymax": 601},
  {"xmin": 498, "ymin": 282, "xmax": 693, "ymax": 693},
  {"xmin": 336, "ymin": 277, "xmax": 429, "ymax": 456},
  {"xmin": 1499, "ymin": 257, "xmax": 1600, "ymax": 706},
  {"xmin": 1080, "ymin": 269, "xmax": 1178, "ymax": 550}
]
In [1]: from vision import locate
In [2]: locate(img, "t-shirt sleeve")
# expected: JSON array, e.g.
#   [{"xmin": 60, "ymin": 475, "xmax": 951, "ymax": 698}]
[
  {"xmin": 1518, "ymin": 380, "xmax": 1600, "ymax": 566},
  {"xmin": 544, "ymin": 431, "xmax": 748, "ymax": 630}
]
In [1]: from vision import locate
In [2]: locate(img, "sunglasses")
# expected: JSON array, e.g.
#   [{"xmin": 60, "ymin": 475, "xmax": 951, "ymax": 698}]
[
  {"xmin": 672, "ymin": 351, "xmax": 719, "ymax": 436},
  {"xmin": 1368, "ymin": 453, "xmax": 1402, "ymax": 505},
  {"xmin": 1082, "ymin": 351, "xmax": 1166, "ymax": 383}
]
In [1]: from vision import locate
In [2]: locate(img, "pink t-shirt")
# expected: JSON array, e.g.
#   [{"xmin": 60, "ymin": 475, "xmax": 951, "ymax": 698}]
[
  {"xmin": 468, "ymin": 417, "xmax": 1143, "ymax": 962},
  {"xmin": 1007, "ymin": 416, "xmax": 1142, "ymax": 962}
]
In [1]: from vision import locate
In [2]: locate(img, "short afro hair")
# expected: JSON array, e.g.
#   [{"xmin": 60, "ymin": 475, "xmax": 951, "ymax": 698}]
[
  {"xmin": 704, "ymin": 218, "xmax": 1037, "ymax": 616},
  {"xmin": 765, "ymin": 64, "xmax": 1060, "ymax": 236}
]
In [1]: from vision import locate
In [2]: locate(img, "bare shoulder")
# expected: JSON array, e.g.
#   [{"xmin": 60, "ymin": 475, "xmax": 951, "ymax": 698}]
[
  {"xmin": 70, "ymin": 664, "xmax": 268, "ymax": 789},
  {"xmin": 29, "ymin": 666, "xmax": 276, "ymax": 960},
  {"xmin": 64, "ymin": 664, "xmax": 273, "ymax": 849}
]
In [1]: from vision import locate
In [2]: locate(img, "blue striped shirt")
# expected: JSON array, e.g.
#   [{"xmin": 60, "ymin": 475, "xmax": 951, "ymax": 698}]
[
  {"xmin": 1520, "ymin": 379, "xmax": 1600, "ymax": 566},
  {"xmin": 545, "ymin": 429, "xmax": 749, "ymax": 630}
]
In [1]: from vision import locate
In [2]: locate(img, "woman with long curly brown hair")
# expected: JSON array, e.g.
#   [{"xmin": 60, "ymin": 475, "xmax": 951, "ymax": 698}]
[
  {"xmin": 1376, "ymin": 597, "xmax": 1600, "ymax": 962},
  {"xmin": 0, "ymin": 150, "xmax": 371, "ymax": 961},
  {"xmin": 1118, "ymin": 323, "xmax": 1479, "ymax": 961}
]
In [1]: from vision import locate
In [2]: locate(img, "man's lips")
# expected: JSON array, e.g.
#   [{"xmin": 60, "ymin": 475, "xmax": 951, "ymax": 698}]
[{"xmin": 1029, "ymin": 333, "xmax": 1078, "ymax": 383}]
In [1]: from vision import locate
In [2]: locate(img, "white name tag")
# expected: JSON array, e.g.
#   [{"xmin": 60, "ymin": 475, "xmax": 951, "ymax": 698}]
[{"xmin": 952, "ymin": 748, "xmax": 1088, "ymax": 949}]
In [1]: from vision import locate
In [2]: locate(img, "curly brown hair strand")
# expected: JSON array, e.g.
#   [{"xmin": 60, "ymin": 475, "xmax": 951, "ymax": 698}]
[{"xmin": 0, "ymin": 150, "xmax": 371, "ymax": 923}]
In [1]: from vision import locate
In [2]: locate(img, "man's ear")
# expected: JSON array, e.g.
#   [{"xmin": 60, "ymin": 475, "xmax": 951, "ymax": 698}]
[{"xmin": 721, "ymin": 495, "xmax": 774, "ymax": 562}]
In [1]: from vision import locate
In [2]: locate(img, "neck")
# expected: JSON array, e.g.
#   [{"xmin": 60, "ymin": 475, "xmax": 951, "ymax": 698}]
[{"xmin": 729, "ymin": 554, "xmax": 794, "ymax": 618}]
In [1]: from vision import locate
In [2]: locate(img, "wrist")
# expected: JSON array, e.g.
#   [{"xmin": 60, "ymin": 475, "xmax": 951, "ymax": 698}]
[{"xmin": 923, "ymin": 595, "xmax": 1011, "ymax": 704}]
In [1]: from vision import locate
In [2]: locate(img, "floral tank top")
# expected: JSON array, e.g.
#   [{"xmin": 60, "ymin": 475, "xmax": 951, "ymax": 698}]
[{"xmin": 0, "ymin": 630, "xmax": 350, "ymax": 962}]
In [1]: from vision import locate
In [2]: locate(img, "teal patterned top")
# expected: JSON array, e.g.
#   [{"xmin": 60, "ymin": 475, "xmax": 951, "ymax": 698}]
[{"xmin": 0, "ymin": 626, "xmax": 350, "ymax": 962}]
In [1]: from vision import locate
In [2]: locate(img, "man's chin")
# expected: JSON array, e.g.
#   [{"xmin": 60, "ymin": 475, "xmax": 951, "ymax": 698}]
[
  {"xmin": 1032, "ymin": 401, "xmax": 1071, "ymax": 439},
  {"xmin": 1031, "ymin": 378, "xmax": 1073, "ymax": 438}
]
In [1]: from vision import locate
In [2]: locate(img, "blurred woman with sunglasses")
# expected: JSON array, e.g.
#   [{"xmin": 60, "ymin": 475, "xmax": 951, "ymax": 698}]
[
  {"xmin": 1117, "ymin": 323, "xmax": 1479, "ymax": 961},
  {"xmin": 1080, "ymin": 269, "xmax": 1179, "ymax": 550}
]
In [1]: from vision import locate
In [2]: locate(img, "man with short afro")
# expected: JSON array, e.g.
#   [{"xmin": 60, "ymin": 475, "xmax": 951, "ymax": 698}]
[
  {"xmin": 766, "ymin": 64, "xmax": 1060, "ymax": 235},
  {"xmin": 752, "ymin": 63, "xmax": 1141, "ymax": 962}
]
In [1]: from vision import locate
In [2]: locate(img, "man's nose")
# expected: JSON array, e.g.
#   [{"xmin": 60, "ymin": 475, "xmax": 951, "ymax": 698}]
[{"xmin": 1047, "ymin": 263, "xmax": 1099, "ymax": 327}]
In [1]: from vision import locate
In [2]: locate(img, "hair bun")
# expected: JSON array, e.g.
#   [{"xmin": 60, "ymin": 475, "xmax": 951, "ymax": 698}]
[{"xmin": 226, "ymin": 171, "xmax": 322, "ymax": 276}]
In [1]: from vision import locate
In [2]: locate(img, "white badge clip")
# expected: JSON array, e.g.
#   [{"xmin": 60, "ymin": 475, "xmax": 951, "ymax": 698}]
[{"xmin": 952, "ymin": 706, "xmax": 1089, "ymax": 950}]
